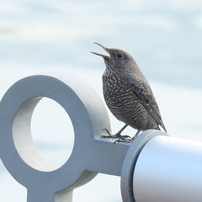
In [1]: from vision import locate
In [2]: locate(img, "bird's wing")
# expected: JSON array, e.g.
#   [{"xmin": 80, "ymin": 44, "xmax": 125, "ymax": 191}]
[{"xmin": 127, "ymin": 75, "xmax": 167, "ymax": 132}]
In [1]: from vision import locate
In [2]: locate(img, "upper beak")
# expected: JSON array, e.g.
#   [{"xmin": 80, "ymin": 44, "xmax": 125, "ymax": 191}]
[{"xmin": 91, "ymin": 42, "xmax": 111, "ymax": 59}]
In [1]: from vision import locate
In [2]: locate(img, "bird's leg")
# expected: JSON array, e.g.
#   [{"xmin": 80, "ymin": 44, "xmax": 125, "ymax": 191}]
[
  {"xmin": 101, "ymin": 124, "xmax": 130, "ymax": 139},
  {"xmin": 114, "ymin": 129, "xmax": 141, "ymax": 143}
]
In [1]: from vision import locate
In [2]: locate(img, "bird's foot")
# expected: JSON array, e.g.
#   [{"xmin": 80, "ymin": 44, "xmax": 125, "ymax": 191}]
[
  {"xmin": 114, "ymin": 135, "xmax": 138, "ymax": 143},
  {"xmin": 101, "ymin": 129, "xmax": 131, "ymax": 139},
  {"xmin": 114, "ymin": 137, "xmax": 134, "ymax": 144},
  {"xmin": 114, "ymin": 129, "xmax": 141, "ymax": 144}
]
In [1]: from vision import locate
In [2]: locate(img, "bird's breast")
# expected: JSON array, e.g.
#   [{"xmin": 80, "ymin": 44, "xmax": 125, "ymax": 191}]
[
  {"xmin": 102, "ymin": 73, "xmax": 158, "ymax": 130},
  {"xmin": 103, "ymin": 74, "xmax": 135, "ymax": 109}
]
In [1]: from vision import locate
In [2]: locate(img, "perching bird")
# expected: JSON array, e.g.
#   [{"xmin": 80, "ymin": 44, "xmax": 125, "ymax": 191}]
[{"xmin": 92, "ymin": 43, "xmax": 167, "ymax": 142}]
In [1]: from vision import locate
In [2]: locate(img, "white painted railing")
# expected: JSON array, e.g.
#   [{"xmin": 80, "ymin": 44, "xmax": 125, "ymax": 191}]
[{"xmin": 0, "ymin": 73, "xmax": 202, "ymax": 202}]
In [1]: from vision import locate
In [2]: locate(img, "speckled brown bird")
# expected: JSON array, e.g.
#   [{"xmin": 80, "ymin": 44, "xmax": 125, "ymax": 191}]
[{"xmin": 92, "ymin": 43, "xmax": 167, "ymax": 142}]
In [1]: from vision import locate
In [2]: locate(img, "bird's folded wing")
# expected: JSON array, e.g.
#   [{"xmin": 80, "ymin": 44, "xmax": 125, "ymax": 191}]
[{"xmin": 127, "ymin": 76, "xmax": 167, "ymax": 132}]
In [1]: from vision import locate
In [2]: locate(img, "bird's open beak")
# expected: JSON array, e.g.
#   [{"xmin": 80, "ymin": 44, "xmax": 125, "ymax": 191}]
[{"xmin": 91, "ymin": 42, "xmax": 111, "ymax": 59}]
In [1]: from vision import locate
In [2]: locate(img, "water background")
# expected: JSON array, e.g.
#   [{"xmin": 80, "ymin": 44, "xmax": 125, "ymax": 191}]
[{"xmin": 0, "ymin": 0, "xmax": 202, "ymax": 201}]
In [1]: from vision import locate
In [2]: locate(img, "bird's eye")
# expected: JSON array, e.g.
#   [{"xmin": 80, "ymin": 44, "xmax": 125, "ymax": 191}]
[{"xmin": 116, "ymin": 53, "xmax": 124, "ymax": 59}]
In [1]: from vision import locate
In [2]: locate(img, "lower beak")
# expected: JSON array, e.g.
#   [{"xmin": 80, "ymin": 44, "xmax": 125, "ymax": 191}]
[{"xmin": 91, "ymin": 51, "xmax": 110, "ymax": 58}]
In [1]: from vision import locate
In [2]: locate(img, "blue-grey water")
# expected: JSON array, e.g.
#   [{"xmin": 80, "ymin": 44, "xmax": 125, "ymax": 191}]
[{"xmin": 0, "ymin": 0, "xmax": 202, "ymax": 201}]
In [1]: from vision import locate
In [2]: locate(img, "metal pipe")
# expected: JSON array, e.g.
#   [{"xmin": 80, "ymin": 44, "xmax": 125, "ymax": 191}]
[{"xmin": 122, "ymin": 132, "xmax": 202, "ymax": 202}]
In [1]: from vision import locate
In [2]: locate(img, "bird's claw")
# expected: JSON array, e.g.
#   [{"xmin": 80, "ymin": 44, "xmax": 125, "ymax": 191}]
[
  {"xmin": 102, "ymin": 129, "xmax": 111, "ymax": 136},
  {"xmin": 101, "ymin": 128, "xmax": 131, "ymax": 139},
  {"xmin": 114, "ymin": 138, "xmax": 133, "ymax": 144},
  {"xmin": 114, "ymin": 135, "xmax": 138, "ymax": 144}
]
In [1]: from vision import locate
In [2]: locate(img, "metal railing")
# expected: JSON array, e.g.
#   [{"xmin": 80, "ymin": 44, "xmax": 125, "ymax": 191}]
[{"xmin": 0, "ymin": 72, "xmax": 202, "ymax": 202}]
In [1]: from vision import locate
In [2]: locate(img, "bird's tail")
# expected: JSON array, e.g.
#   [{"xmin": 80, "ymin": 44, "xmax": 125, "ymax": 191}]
[{"xmin": 160, "ymin": 122, "xmax": 167, "ymax": 133}]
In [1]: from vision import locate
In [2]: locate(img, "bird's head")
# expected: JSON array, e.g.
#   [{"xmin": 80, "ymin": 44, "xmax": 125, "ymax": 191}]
[{"xmin": 91, "ymin": 43, "xmax": 136, "ymax": 73}]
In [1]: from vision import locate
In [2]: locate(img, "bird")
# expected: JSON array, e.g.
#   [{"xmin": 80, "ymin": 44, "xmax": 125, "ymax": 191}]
[{"xmin": 91, "ymin": 43, "xmax": 167, "ymax": 143}]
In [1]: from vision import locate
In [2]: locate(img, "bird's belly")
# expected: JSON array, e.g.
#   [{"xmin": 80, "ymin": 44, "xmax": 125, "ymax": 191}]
[{"xmin": 103, "ymin": 84, "xmax": 157, "ymax": 130}]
